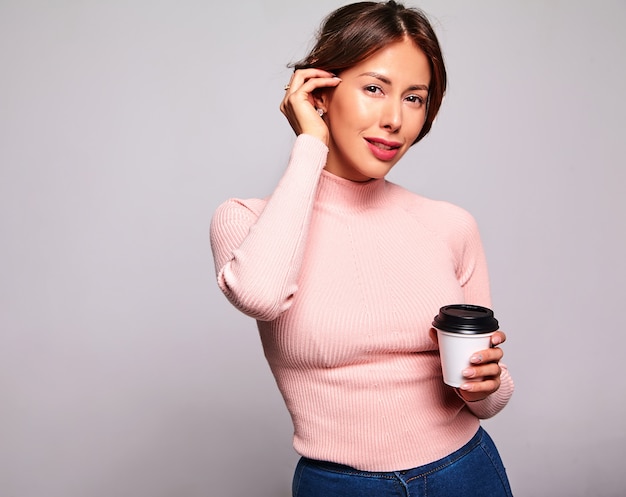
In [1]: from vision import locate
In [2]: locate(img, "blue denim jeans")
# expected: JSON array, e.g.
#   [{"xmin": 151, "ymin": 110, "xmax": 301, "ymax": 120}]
[{"xmin": 292, "ymin": 427, "xmax": 513, "ymax": 497}]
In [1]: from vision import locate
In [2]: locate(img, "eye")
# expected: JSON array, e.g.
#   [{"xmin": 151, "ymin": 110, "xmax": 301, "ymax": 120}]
[
  {"xmin": 364, "ymin": 85, "xmax": 383, "ymax": 95},
  {"xmin": 405, "ymin": 94, "xmax": 425, "ymax": 106}
]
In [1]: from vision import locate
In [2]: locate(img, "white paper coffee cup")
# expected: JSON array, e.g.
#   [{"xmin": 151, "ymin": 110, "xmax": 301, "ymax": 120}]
[
  {"xmin": 435, "ymin": 329, "xmax": 495, "ymax": 387},
  {"xmin": 432, "ymin": 304, "xmax": 499, "ymax": 388}
]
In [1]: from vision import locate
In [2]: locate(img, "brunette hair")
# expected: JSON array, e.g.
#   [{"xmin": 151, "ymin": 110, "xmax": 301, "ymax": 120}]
[{"xmin": 291, "ymin": 0, "xmax": 447, "ymax": 144}]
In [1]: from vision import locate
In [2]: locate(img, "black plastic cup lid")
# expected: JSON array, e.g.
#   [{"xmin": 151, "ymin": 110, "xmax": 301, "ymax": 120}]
[{"xmin": 432, "ymin": 304, "xmax": 499, "ymax": 334}]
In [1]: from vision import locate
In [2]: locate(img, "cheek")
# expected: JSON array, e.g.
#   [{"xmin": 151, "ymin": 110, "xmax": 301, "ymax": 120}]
[
  {"xmin": 331, "ymin": 92, "xmax": 373, "ymax": 129},
  {"xmin": 406, "ymin": 109, "xmax": 427, "ymax": 136}
]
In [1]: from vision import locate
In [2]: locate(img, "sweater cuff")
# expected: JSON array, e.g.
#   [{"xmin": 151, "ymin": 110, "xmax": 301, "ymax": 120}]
[
  {"xmin": 295, "ymin": 133, "xmax": 329, "ymax": 155},
  {"xmin": 457, "ymin": 366, "xmax": 515, "ymax": 419}
]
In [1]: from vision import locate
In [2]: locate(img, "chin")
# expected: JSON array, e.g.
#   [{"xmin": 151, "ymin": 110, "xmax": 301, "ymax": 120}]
[{"xmin": 363, "ymin": 164, "xmax": 395, "ymax": 180}]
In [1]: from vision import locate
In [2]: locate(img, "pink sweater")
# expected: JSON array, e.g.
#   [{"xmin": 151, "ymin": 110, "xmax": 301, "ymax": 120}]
[{"xmin": 210, "ymin": 134, "xmax": 514, "ymax": 471}]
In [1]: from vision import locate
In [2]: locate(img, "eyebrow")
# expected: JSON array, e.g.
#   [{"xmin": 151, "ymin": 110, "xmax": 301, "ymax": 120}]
[{"xmin": 359, "ymin": 72, "xmax": 429, "ymax": 92}]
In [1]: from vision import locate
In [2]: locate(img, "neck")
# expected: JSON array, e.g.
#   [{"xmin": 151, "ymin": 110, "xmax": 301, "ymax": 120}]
[{"xmin": 316, "ymin": 169, "xmax": 388, "ymax": 212}]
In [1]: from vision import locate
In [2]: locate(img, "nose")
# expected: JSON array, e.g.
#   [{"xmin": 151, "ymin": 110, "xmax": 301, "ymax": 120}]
[{"xmin": 381, "ymin": 98, "xmax": 402, "ymax": 133}]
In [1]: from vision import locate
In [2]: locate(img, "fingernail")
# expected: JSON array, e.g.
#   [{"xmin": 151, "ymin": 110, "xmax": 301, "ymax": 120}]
[
  {"xmin": 492, "ymin": 336, "xmax": 502, "ymax": 345},
  {"xmin": 470, "ymin": 354, "xmax": 482, "ymax": 364},
  {"xmin": 460, "ymin": 383, "xmax": 472, "ymax": 391},
  {"xmin": 462, "ymin": 368, "xmax": 474, "ymax": 378}
]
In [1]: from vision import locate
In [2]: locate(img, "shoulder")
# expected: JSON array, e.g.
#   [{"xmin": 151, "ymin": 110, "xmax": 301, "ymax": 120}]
[
  {"xmin": 386, "ymin": 181, "xmax": 478, "ymax": 231},
  {"xmin": 210, "ymin": 196, "xmax": 268, "ymax": 236},
  {"xmin": 385, "ymin": 181, "xmax": 483, "ymax": 262},
  {"xmin": 213, "ymin": 196, "xmax": 267, "ymax": 219}
]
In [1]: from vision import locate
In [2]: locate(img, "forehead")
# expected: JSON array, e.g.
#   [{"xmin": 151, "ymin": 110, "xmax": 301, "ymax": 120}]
[{"xmin": 345, "ymin": 39, "xmax": 431, "ymax": 85}]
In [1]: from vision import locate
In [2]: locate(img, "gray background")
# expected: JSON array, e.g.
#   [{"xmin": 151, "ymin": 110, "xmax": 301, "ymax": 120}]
[{"xmin": 1, "ymin": 1, "xmax": 624, "ymax": 496}]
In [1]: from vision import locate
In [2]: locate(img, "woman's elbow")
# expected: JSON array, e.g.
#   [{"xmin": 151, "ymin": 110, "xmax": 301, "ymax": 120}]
[{"xmin": 217, "ymin": 270, "xmax": 296, "ymax": 321}]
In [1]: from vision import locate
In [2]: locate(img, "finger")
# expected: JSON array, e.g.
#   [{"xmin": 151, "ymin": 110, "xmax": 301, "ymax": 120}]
[
  {"xmin": 490, "ymin": 331, "xmax": 506, "ymax": 346},
  {"xmin": 463, "ymin": 362, "xmax": 501, "ymax": 380},
  {"xmin": 300, "ymin": 75, "xmax": 342, "ymax": 98},
  {"xmin": 282, "ymin": 76, "xmax": 341, "ymax": 111},
  {"xmin": 469, "ymin": 346, "xmax": 503, "ymax": 365},
  {"xmin": 429, "ymin": 328, "xmax": 438, "ymax": 345},
  {"xmin": 287, "ymin": 68, "xmax": 337, "ymax": 89},
  {"xmin": 459, "ymin": 377, "xmax": 501, "ymax": 396},
  {"xmin": 281, "ymin": 69, "xmax": 337, "ymax": 105}
]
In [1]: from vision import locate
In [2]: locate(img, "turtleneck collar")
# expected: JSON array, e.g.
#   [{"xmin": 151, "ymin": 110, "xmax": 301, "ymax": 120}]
[{"xmin": 315, "ymin": 168, "xmax": 389, "ymax": 212}]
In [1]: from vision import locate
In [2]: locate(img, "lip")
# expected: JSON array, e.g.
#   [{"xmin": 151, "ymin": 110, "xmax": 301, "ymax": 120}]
[{"xmin": 364, "ymin": 137, "xmax": 403, "ymax": 161}]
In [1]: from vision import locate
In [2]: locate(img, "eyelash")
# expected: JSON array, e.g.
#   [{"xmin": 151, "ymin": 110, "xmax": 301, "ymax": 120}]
[
  {"xmin": 364, "ymin": 85, "xmax": 425, "ymax": 106},
  {"xmin": 365, "ymin": 85, "xmax": 383, "ymax": 95},
  {"xmin": 406, "ymin": 95, "xmax": 425, "ymax": 105}
]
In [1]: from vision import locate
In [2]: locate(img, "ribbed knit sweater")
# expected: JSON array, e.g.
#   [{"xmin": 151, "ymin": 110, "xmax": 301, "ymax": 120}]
[{"xmin": 210, "ymin": 134, "xmax": 514, "ymax": 471}]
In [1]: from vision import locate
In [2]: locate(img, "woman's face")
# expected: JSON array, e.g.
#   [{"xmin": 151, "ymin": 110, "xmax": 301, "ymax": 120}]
[{"xmin": 321, "ymin": 38, "xmax": 431, "ymax": 182}]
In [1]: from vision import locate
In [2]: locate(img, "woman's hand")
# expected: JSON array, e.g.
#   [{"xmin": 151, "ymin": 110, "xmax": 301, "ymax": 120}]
[
  {"xmin": 430, "ymin": 329, "xmax": 507, "ymax": 403},
  {"xmin": 280, "ymin": 69, "xmax": 341, "ymax": 145}
]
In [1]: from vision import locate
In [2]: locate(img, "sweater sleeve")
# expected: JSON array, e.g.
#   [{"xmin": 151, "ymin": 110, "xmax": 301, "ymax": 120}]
[
  {"xmin": 460, "ymin": 366, "xmax": 515, "ymax": 419},
  {"xmin": 456, "ymin": 209, "xmax": 515, "ymax": 418},
  {"xmin": 209, "ymin": 134, "xmax": 328, "ymax": 321}
]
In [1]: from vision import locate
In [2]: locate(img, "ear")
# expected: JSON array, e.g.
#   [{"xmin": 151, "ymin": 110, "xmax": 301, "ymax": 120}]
[{"xmin": 312, "ymin": 89, "xmax": 329, "ymax": 113}]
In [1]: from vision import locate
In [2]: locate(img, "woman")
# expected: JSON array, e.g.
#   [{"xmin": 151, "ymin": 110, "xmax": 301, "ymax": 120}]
[{"xmin": 210, "ymin": 1, "xmax": 514, "ymax": 495}]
